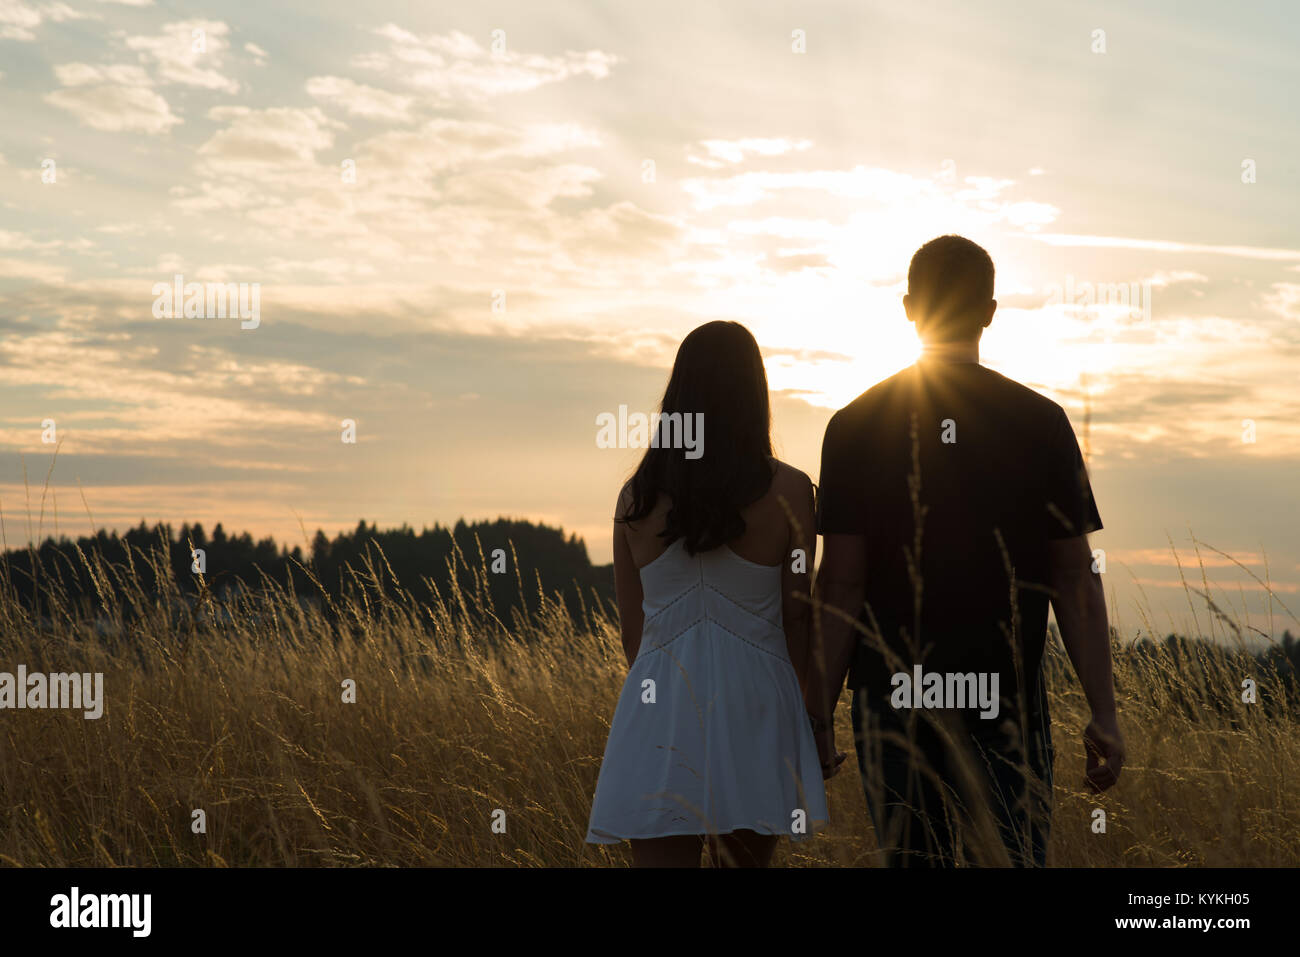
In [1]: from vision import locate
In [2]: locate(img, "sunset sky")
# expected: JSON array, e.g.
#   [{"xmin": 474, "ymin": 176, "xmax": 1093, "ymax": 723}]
[{"xmin": 1, "ymin": 0, "xmax": 1298, "ymax": 640}]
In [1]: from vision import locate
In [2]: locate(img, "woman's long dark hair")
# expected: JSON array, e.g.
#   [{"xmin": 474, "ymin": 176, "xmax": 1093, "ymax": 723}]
[{"xmin": 622, "ymin": 321, "xmax": 774, "ymax": 554}]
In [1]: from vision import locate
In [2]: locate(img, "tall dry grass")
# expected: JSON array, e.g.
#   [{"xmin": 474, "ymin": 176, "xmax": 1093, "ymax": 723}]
[{"xmin": 0, "ymin": 526, "xmax": 1296, "ymax": 867}]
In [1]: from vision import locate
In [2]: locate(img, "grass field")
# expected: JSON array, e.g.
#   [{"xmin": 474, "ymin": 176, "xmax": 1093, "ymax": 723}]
[{"xmin": 1, "ymin": 532, "xmax": 1297, "ymax": 867}]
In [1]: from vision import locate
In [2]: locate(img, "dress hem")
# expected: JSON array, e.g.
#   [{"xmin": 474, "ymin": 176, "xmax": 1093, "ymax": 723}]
[{"xmin": 585, "ymin": 821, "xmax": 829, "ymax": 845}]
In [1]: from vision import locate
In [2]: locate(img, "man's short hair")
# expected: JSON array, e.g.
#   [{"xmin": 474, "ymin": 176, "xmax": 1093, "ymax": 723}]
[{"xmin": 907, "ymin": 235, "xmax": 995, "ymax": 341}]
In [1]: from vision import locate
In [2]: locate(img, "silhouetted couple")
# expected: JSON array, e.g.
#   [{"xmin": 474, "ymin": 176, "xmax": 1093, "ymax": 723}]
[{"xmin": 586, "ymin": 235, "xmax": 1126, "ymax": 867}]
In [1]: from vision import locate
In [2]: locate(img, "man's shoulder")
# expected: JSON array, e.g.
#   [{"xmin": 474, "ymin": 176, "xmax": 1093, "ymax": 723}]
[
  {"xmin": 828, "ymin": 366, "xmax": 914, "ymax": 430},
  {"xmin": 975, "ymin": 364, "xmax": 1069, "ymax": 424},
  {"xmin": 825, "ymin": 362, "xmax": 1071, "ymax": 440}
]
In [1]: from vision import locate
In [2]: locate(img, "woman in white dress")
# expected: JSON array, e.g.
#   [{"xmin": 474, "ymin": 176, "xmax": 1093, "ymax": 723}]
[{"xmin": 586, "ymin": 320, "xmax": 845, "ymax": 867}]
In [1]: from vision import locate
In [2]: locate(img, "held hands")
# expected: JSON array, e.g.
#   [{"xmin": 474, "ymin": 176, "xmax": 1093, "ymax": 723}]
[
  {"xmin": 809, "ymin": 717, "xmax": 848, "ymax": 780},
  {"xmin": 1083, "ymin": 712, "xmax": 1126, "ymax": 793}
]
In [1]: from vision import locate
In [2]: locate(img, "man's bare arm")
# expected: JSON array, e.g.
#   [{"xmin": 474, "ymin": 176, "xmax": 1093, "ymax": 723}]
[
  {"xmin": 1048, "ymin": 533, "xmax": 1125, "ymax": 791},
  {"xmin": 807, "ymin": 533, "xmax": 867, "ymax": 723}
]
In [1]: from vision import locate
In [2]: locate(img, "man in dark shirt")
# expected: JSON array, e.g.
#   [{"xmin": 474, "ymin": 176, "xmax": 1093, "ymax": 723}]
[{"xmin": 808, "ymin": 235, "xmax": 1125, "ymax": 866}]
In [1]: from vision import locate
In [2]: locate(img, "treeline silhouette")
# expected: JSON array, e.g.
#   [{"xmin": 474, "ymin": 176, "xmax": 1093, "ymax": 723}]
[
  {"xmin": 1124, "ymin": 631, "xmax": 1300, "ymax": 721},
  {"xmin": 3, "ymin": 517, "xmax": 615, "ymax": 629},
  {"xmin": 1039, "ymin": 626, "xmax": 1300, "ymax": 721},
  {"xmin": 5, "ymin": 517, "xmax": 1299, "ymax": 705}
]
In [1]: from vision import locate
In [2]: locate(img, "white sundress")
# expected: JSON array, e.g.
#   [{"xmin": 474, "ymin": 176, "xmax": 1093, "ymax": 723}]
[{"xmin": 586, "ymin": 538, "xmax": 829, "ymax": 843}]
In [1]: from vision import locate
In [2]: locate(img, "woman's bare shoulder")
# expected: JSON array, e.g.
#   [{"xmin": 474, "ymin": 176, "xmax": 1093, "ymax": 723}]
[
  {"xmin": 615, "ymin": 479, "xmax": 635, "ymax": 521},
  {"xmin": 769, "ymin": 458, "xmax": 813, "ymax": 497}
]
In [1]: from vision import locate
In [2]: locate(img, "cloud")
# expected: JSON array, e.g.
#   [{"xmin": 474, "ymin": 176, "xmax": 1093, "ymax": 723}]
[
  {"xmin": 198, "ymin": 105, "xmax": 343, "ymax": 168},
  {"xmin": 350, "ymin": 118, "xmax": 601, "ymax": 196},
  {"xmin": 305, "ymin": 76, "xmax": 414, "ymax": 122},
  {"xmin": 0, "ymin": 257, "xmax": 66, "ymax": 281},
  {"xmin": 1146, "ymin": 270, "xmax": 1209, "ymax": 288},
  {"xmin": 353, "ymin": 25, "xmax": 617, "ymax": 101},
  {"xmin": 1261, "ymin": 283, "xmax": 1300, "ymax": 321},
  {"xmin": 761, "ymin": 251, "xmax": 832, "ymax": 274},
  {"xmin": 0, "ymin": 0, "xmax": 90, "ymax": 42},
  {"xmin": 44, "ymin": 62, "xmax": 180, "ymax": 133},
  {"xmin": 0, "ymin": 229, "xmax": 63, "ymax": 251},
  {"xmin": 682, "ymin": 166, "xmax": 929, "ymax": 211},
  {"xmin": 1031, "ymin": 233, "xmax": 1300, "ymax": 262},
  {"xmin": 121, "ymin": 19, "xmax": 238, "ymax": 92},
  {"xmin": 552, "ymin": 201, "xmax": 680, "ymax": 262},
  {"xmin": 688, "ymin": 138, "xmax": 813, "ymax": 168},
  {"xmin": 165, "ymin": 105, "xmax": 669, "ymax": 296},
  {"xmin": 441, "ymin": 164, "xmax": 602, "ymax": 209},
  {"xmin": 244, "ymin": 42, "xmax": 268, "ymax": 63},
  {"xmin": 1127, "ymin": 577, "xmax": 1300, "ymax": 594},
  {"xmin": 1110, "ymin": 548, "xmax": 1266, "ymax": 568},
  {"xmin": 677, "ymin": 167, "xmax": 1060, "ymax": 233},
  {"xmin": 41, "ymin": 20, "xmax": 241, "ymax": 132},
  {"xmin": 260, "ymin": 258, "xmax": 379, "ymax": 282},
  {"xmin": 164, "ymin": 105, "xmax": 350, "ymax": 215},
  {"xmin": 0, "ymin": 325, "xmax": 344, "ymax": 451},
  {"xmin": 53, "ymin": 61, "xmax": 151, "ymax": 86}
]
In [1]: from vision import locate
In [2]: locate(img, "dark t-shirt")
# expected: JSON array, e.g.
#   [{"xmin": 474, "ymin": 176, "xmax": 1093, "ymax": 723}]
[{"xmin": 817, "ymin": 360, "xmax": 1101, "ymax": 736}]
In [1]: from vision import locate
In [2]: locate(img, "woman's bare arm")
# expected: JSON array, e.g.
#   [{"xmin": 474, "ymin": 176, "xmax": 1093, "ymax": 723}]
[
  {"xmin": 612, "ymin": 486, "xmax": 644, "ymax": 668},
  {"xmin": 779, "ymin": 468, "xmax": 817, "ymax": 693}
]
